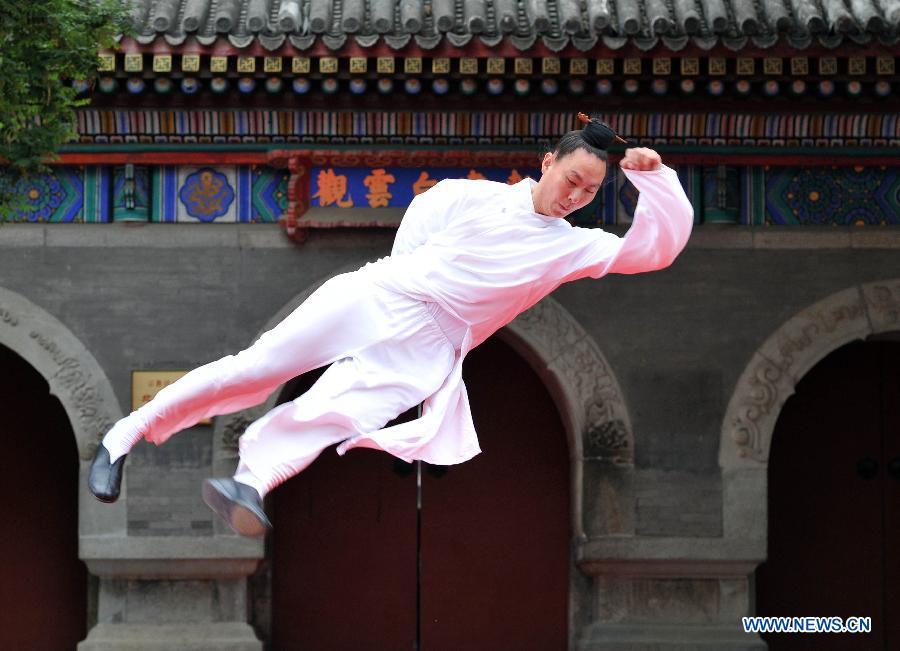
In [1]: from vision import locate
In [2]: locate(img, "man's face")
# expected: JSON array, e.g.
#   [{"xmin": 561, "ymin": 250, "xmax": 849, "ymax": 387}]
[{"xmin": 534, "ymin": 148, "xmax": 607, "ymax": 218}]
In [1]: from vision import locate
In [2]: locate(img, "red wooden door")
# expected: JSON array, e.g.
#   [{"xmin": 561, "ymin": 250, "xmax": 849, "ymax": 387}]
[
  {"xmin": 269, "ymin": 365, "xmax": 418, "ymax": 650},
  {"xmin": 0, "ymin": 345, "xmax": 87, "ymax": 650},
  {"xmin": 269, "ymin": 336, "xmax": 569, "ymax": 649},
  {"xmin": 756, "ymin": 340, "xmax": 900, "ymax": 650},
  {"xmin": 880, "ymin": 339, "xmax": 900, "ymax": 649},
  {"xmin": 421, "ymin": 336, "xmax": 569, "ymax": 650}
]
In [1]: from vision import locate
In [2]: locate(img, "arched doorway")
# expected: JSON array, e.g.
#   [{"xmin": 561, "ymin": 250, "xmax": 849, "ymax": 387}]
[
  {"xmin": 756, "ymin": 339, "xmax": 900, "ymax": 649},
  {"xmin": 0, "ymin": 344, "xmax": 87, "ymax": 649},
  {"xmin": 267, "ymin": 335, "xmax": 570, "ymax": 649}
]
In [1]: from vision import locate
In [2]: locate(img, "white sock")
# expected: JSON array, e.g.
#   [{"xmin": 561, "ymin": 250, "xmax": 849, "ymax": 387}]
[
  {"xmin": 233, "ymin": 461, "xmax": 268, "ymax": 499},
  {"xmin": 101, "ymin": 417, "xmax": 145, "ymax": 464}
]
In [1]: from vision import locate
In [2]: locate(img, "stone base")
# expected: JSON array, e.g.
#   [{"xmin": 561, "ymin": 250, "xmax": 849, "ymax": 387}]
[
  {"xmin": 578, "ymin": 623, "xmax": 766, "ymax": 650},
  {"xmin": 78, "ymin": 623, "xmax": 262, "ymax": 650}
]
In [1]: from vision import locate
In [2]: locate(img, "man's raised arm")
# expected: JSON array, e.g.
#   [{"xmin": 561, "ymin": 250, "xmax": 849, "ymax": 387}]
[{"xmin": 575, "ymin": 150, "xmax": 694, "ymax": 279}]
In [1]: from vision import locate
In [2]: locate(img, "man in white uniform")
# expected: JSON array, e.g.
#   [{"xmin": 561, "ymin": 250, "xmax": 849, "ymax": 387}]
[{"xmin": 90, "ymin": 115, "xmax": 694, "ymax": 537}]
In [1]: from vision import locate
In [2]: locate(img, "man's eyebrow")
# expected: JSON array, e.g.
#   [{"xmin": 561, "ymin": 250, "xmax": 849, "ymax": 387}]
[{"xmin": 569, "ymin": 170, "xmax": 600, "ymax": 188}]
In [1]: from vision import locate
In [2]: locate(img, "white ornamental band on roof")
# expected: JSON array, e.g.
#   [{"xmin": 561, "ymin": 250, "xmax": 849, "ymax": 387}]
[{"xmin": 125, "ymin": 0, "xmax": 900, "ymax": 52}]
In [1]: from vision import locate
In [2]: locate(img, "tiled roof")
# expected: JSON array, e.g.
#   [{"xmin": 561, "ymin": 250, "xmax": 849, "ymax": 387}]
[{"xmin": 127, "ymin": 0, "xmax": 900, "ymax": 53}]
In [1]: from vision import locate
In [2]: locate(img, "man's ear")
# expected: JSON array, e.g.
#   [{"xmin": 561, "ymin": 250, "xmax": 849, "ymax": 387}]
[{"xmin": 541, "ymin": 152, "xmax": 554, "ymax": 173}]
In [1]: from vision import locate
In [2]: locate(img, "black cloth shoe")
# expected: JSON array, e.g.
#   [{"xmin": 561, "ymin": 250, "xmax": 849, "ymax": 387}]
[
  {"xmin": 202, "ymin": 478, "xmax": 272, "ymax": 538},
  {"xmin": 89, "ymin": 444, "xmax": 127, "ymax": 503}
]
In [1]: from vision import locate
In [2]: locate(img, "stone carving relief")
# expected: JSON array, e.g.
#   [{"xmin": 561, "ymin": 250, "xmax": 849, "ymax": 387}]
[
  {"xmin": 510, "ymin": 301, "xmax": 633, "ymax": 464},
  {"xmin": 221, "ymin": 405, "xmax": 269, "ymax": 452},
  {"xmin": 29, "ymin": 330, "xmax": 114, "ymax": 449},
  {"xmin": 722, "ymin": 282, "xmax": 900, "ymax": 468},
  {"xmin": 0, "ymin": 305, "xmax": 20, "ymax": 327},
  {"xmin": 723, "ymin": 352, "xmax": 789, "ymax": 464},
  {"xmin": 586, "ymin": 419, "xmax": 629, "ymax": 459},
  {"xmin": 862, "ymin": 280, "xmax": 900, "ymax": 332},
  {"xmin": 0, "ymin": 288, "xmax": 121, "ymax": 460}
]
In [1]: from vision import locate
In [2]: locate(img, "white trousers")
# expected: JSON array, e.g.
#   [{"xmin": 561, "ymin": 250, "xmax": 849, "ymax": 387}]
[{"xmin": 121, "ymin": 267, "xmax": 467, "ymax": 495}]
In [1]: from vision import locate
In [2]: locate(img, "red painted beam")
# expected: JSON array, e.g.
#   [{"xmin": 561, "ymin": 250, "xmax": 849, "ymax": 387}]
[
  {"xmin": 52, "ymin": 149, "xmax": 897, "ymax": 168},
  {"xmin": 266, "ymin": 149, "xmax": 543, "ymax": 169},
  {"xmin": 54, "ymin": 151, "xmax": 273, "ymax": 165},
  {"xmin": 628, "ymin": 153, "xmax": 899, "ymax": 166}
]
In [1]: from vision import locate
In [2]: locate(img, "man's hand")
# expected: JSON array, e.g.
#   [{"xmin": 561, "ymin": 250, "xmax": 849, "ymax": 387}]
[{"xmin": 620, "ymin": 147, "xmax": 662, "ymax": 171}]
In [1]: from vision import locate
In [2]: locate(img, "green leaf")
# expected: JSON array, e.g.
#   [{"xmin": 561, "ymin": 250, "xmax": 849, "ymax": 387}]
[{"xmin": 0, "ymin": 0, "xmax": 132, "ymax": 220}]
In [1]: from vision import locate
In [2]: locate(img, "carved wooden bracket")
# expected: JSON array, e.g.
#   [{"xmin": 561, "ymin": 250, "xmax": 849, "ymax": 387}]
[{"xmin": 267, "ymin": 150, "xmax": 311, "ymax": 244}]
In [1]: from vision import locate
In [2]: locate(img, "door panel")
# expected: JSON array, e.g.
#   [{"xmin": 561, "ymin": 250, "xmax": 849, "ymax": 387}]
[
  {"xmin": 421, "ymin": 337, "xmax": 569, "ymax": 651},
  {"xmin": 881, "ymin": 341, "xmax": 900, "ymax": 650},
  {"xmin": 0, "ymin": 345, "xmax": 86, "ymax": 650},
  {"xmin": 270, "ymin": 369, "xmax": 418, "ymax": 650},
  {"xmin": 757, "ymin": 341, "xmax": 900, "ymax": 650},
  {"xmin": 270, "ymin": 336, "xmax": 569, "ymax": 650}
]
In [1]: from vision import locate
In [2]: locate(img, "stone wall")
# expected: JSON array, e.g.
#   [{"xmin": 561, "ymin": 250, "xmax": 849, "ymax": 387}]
[{"xmin": 2, "ymin": 222, "xmax": 900, "ymax": 649}]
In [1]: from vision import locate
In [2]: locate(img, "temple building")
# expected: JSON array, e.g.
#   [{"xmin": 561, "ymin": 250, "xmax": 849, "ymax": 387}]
[{"xmin": 0, "ymin": 0, "xmax": 898, "ymax": 648}]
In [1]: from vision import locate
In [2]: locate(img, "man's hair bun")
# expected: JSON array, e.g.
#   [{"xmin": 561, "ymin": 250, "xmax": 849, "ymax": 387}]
[{"xmin": 576, "ymin": 112, "xmax": 626, "ymax": 150}]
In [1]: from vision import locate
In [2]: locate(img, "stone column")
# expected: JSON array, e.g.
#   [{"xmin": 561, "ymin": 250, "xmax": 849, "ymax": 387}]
[
  {"xmin": 78, "ymin": 528, "xmax": 263, "ymax": 651},
  {"xmin": 575, "ymin": 538, "xmax": 766, "ymax": 650}
]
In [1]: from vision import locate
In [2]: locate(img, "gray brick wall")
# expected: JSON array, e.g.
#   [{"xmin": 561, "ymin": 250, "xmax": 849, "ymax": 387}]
[
  {"xmin": 634, "ymin": 468, "xmax": 723, "ymax": 537},
  {"xmin": 3, "ymin": 225, "xmax": 900, "ymax": 541},
  {"xmin": 126, "ymin": 426, "xmax": 214, "ymax": 536}
]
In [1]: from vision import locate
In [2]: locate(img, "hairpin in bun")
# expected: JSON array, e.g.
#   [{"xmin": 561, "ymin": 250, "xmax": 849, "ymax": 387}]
[{"xmin": 576, "ymin": 112, "xmax": 628, "ymax": 150}]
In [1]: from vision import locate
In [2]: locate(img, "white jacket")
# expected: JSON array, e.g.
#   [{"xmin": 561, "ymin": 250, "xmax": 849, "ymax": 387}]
[{"xmin": 336, "ymin": 165, "xmax": 694, "ymax": 464}]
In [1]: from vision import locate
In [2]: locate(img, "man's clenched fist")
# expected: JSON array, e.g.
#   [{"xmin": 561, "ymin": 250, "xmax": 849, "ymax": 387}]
[{"xmin": 620, "ymin": 147, "xmax": 662, "ymax": 172}]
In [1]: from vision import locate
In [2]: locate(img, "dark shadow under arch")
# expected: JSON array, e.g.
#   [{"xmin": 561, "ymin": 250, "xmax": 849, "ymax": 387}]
[
  {"xmin": 757, "ymin": 338, "xmax": 900, "ymax": 650},
  {"xmin": 0, "ymin": 344, "xmax": 87, "ymax": 649}
]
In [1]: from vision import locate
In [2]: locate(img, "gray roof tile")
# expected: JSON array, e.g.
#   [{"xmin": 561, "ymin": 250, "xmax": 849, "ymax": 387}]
[
  {"xmin": 127, "ymin": 0, "xmax": 900, "ymax": 51},
  {"xmin": 246, "ymin": 0, "xmax": 270, "ymax": 32}
]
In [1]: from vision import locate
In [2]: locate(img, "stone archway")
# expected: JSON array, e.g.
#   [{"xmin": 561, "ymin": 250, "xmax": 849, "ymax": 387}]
[
  {"xmin": 0, "ymin": 287, "xmax": 125, "ymax": 539},
  {"xmin": 495, "ymin": 299, "xmax": 633, "ymax": 542},
  {"xmin": 719, "ymin": 279, "xmax": 900, "ymax": 546},
  {"xmin": 212, "ymin": 260, "xmax": 634, "ymax": 542}
]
